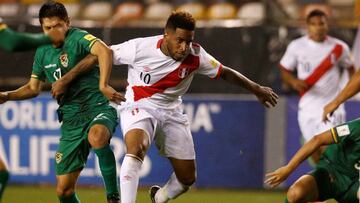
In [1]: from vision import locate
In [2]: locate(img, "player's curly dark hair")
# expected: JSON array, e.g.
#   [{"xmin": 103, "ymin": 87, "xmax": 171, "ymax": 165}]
[
  {"xmin": 39, "ymin": 1, "xmax": 69, "ymax": 24},
  {"xmin": 165, "ymin": 11, "xmax": 195, "ymax": 31},
  {"xmin": 306, "ymin": 9, "xmax": 327, "ymax": 23}
]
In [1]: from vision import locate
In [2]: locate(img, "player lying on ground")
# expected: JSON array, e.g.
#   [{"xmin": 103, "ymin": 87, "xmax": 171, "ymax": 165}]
[{"xmin": 265, "ymin": 119, "xmax": 360, "ymax": 203}]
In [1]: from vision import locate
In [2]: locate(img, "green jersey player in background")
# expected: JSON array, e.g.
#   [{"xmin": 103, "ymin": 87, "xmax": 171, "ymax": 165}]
[
  {"xmin": 0, "ymin": 1, "xmax": 124, "ymax": 203},
  {"xmin": 0, "ymin": 17, "xmax": 65, "ymax": 203}
]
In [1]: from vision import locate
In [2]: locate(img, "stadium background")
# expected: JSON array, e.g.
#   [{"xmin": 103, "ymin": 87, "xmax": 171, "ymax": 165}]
[{"xmin": 0, "ymin": 0, "xmax": 359, "ymax": 202}]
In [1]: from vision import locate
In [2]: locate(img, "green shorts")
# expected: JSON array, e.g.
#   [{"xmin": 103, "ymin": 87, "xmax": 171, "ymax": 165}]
[
  {"xmin": 309, "ymin": 167, "xmax": 358, "ymax": 203},
  {"xmin": 55, "ymin": 105, "xmax": 118, "ymax": 175}
]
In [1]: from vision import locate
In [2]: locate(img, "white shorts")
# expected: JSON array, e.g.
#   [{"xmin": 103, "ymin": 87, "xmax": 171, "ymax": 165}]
[
  {"xmin": 118, "ymin": 105, "xmax": 195, "ymax": 160},
  {"xmin": 298, "ymin": 105, "xmax": 346, "ymax": 142}
]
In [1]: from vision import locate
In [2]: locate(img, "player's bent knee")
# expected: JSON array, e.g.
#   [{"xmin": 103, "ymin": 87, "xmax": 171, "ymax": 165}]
[
  {"xmin": 287, "ymin": 184, "xmax": 305, "ymax": 203},
  {"xmin": 56, "ymin": 186, "xmax": 75, "ymax": 198},
  {"xmin": 177, "ymin": 172, "xmax": 196, "ymax": 186},
  {"xmin": 88, "ymin": 125, "xmax": 110, "ymax": 147}
]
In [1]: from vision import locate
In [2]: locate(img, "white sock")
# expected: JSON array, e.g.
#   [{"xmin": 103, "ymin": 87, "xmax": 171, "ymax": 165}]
[
  {"xmin": 155, "ymin": 173, "xmax": 190, "ymax": 203},
  {"xmin": 120, "ymin": 154, "xmax": 142, "ymax": 203}
]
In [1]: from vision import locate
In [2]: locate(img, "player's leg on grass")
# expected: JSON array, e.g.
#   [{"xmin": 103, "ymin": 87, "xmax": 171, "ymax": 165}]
[
  {"xmin": 286, "ymin": 175, "xmax": 319, "ymax": 203},
  {"xmin": 0, "ymin": 158, "xmax": 9, "ymax": 202},
  {"xmin": 56, "ymin": 169, "xmax": 82, "ymax": 203},
  {"xmin": 120, "ymin": 128, "xmax": 150, "ymax": 203},
  {"xmin": 88, "ymin": 124, "xmax": 119, "ymax": 201},
  {"xmin": 153, "ymin": 158, "xmax": 196, "ymax": 203}
]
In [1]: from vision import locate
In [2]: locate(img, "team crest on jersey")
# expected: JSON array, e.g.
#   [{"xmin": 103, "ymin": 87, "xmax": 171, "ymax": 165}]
[
  {"xmin": 60, "ymin": 53, "xmax": 68, "ymax": 68},
  {"xmin": 55, "ymin": 152, "xmax": 63, "ymax": 164},
  {"xmin": 178, "ymin": 67, "xmax": 189, "ymax": 79}
]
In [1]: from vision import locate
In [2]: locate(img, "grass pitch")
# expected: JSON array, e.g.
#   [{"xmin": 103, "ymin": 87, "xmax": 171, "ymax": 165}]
[{"xmin": 3, "ymin": 185, "xmax": 337, "ymax": 203}]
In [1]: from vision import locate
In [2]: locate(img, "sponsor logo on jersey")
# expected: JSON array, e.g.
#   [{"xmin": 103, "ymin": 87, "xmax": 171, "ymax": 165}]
[
  {"xmin": 60, "ymin": 53, "xmax": 68, "ymax": 68},
  {"xmin": 143, "ymin": 66, "xmax": 152, "ymax": 72},
  {"xmin": 210, "ymin": 58, "xmax": 219, "ymax": 68},
  {"xmin": 44, "ymin": 64, "xmax": 57, "ymax": 69},
  {"xmin": 84, "ymin": 34, "xmax": 97, "ymax": 41},
  {"xmin": 178, "ymin": 67, "xmax": 189, "ymax": 79},
  {"xmin": 55, "ymin": 152, "xmax": 63, "ymax": 164},
  {"xmin": 336, "ymin": 125, "xmax": 350, "ymax": 137}
]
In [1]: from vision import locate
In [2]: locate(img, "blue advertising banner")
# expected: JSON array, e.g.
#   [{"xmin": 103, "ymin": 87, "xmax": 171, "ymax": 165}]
[
  {"xmin": 285, "ymin": 97, "xmax": 360, "ymax": 186},
  {"xmin": 0, "ymin": 94, "xmax": 266, "ymax": 188}
]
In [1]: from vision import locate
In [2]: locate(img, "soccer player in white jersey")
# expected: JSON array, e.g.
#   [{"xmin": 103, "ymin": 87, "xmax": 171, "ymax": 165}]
[
  {"xmin": 279, "ymin": 9, "xmax": 354, "ymax": 163},
  {"xmin": 51, "ymin": 11, "xmax": 278, "ymax": 203}
]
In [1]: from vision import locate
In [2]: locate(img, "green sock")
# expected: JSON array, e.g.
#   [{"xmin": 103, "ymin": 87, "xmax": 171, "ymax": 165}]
[
  {"xmin": 59, "ymin": 193, "xmax": 80, "ymax": 203},
  {"xmin": 285, "ymin": 198, "xmax": 290, "ymax": 203},
  {"xmin": 93, "ymin": 145, "xmax": 119, "ymax": 196},
  {"xmin": 0, "ymin": 170, "xmax": 9, "ymax": 201}
]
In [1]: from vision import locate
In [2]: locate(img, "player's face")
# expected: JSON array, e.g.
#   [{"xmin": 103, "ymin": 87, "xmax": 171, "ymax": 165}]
[
  {"xmin": 41, "ymin": 17, "xmax": 69, "ymax": 47},
  {"xmin": 307, "ymin": 16, "xmax": 328, "ymax": 42},
  {"xmin": 165, "ymin": 28, "xmax": 194, "ymax": 61}
]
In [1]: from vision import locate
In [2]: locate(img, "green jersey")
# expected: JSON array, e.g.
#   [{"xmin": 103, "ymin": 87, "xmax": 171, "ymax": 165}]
[
  {"xmin": 32, "ymin": 27, "xmax": 108, "ymax": 120},
  {"xmin": 321, "ymin": 118, "xmax": 360, "ymax": 179}
]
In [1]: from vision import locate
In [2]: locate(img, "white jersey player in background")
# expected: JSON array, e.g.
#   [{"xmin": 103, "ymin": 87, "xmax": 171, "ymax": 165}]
[
  {"xmin": 51, "ymin": 11, "xmax": 279, "ymax": 203},
  {"xmin": 279, "ymin": 9, "xmax": 354, "ymax": 164}
]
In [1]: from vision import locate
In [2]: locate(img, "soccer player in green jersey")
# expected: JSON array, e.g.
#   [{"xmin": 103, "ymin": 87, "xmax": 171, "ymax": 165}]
[
  {"xmin": 0, "ymin": 1, "xmax": 124, "ymax": 203},
  {"xmin": 0, "ymin": 17, "xmax": 65, "ymax": 203},
  {"xmin": 266, "ymin": 65, "xmax": 360, "ymax": 203},
  {"xmin": 265, "ymin": 120, "xmax": 360, "ymax": 203},
  {"xmin": 0, "ymin": 18, "xmax": 65, "ymax": 52}
]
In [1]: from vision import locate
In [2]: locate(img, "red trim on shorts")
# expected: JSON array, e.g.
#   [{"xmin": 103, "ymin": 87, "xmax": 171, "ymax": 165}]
[
  {"xmin": 132, "ymin": 54, "xmax": 200, "ymax": 101},
  {"xmin": 300, "ymin": 44, "xmax": 343, "ymax": 97}
]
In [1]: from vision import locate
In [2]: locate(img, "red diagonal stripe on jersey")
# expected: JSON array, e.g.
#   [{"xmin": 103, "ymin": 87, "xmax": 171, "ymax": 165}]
[
  {"xmin": 300, "ymin": 44, "xmax": 343, "ymax": 97},
  {"xmin": 132, "ymin": 54, "xmax": 200, "ymax": 101}
]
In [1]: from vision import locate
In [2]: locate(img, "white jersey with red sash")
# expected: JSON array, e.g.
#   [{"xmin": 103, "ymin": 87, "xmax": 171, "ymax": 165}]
[
  {"xmin": 280, "ymin": 36, "xmax": 353, "ymax": 110},
  {"xmin": 280, "ymin": 36, "xmax": 353, "ymax": 140},
  {"xmin": 111, "ymin": 35, "xmax": 223, "ymax": 109}
]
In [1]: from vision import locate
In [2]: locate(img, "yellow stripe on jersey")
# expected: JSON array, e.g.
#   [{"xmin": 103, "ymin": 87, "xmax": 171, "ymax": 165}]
[
  {"xmin": 31, "ymin": 74, "xmax": 39, "ymax": 79},
  {"xmin": 330, "ymin": 127, "xmax": 339, "ymax": 143},
  {"xmin": 89, "ymin": 39, "xmax": 99, "ymax": 49},
  {"xmin": 84, "ymin": 34, "xmax": 97, "ymax": 41},
  {"xmin": 0, "ymin": 24, "xmax": 8, "ymax": 31}
]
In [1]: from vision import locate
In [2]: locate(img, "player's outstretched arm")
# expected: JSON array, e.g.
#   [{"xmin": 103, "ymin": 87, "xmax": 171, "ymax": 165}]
[
  {"xmin": 323, "ymin": 69, "xmax": 360, "ymax": 122},
  {"xmin": 265, "ymin": 130, "xmax": 335, "ymax": 188},
  {"xmin": 0, "ymin": 23, "xmax": 64, "ymax": 52},
  {"xmin": 90, "ymin": 40, "xmax": 125, "ymax": 104},
  {"xmin": 51, "ymin": 54, "xmax": 98, "ymax": 100},
  {"xmin": 0, "ymin": 77, "xmax": 43, "ymax": 104},
  {"xmin": 220, "ymin": 66, "xmax": 278, "ymax": 107}
]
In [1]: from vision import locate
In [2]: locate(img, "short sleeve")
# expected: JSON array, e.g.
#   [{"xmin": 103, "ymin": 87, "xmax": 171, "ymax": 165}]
[
  {"xmin": 338, "ymin": 42, "xmax": 354, "ymax": 69},
  {"xmin": 77, "ymin": 32, "xmax": 99, "ymax": 53},
  {"xmin": 331, "ymin": 119, "xmax": 360, "ymax": 144},
  {"xmin": 111, "ymin": 40, "xmax": 136, "ymax": 66},
  {"xmin": 31, "ymin": 48, "xmax": 46, "ymax": 81},
  {"xmin": 197, "ymin": 46, "xmax": 223, "ymax": 79},
  {"xmin": 279, "ymin": 41, "xmax": 297, "ymax": 71}
]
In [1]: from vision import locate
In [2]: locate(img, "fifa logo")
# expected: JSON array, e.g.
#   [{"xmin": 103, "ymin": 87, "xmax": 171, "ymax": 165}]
[
  {"xmin": 60, "ymin": 53, "xmax": 69, "ymax": 68},
  {"xmin": 178, "ymin": 67, "xmax": 189, "ymax": 79}
]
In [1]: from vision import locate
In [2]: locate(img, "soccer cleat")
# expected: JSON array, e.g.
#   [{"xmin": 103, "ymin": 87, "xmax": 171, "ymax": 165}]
[
  {"xmin": 149, "ymin": 185, "xmax": 161, "ymax": 203},
  {"xmin": 107, "ymin": 193, "xmax": 120, "ymax": 203}
]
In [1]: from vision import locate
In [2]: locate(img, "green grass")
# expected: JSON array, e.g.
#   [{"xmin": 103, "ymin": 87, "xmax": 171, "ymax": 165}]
[{"xmin": 3, "ymin": 185, "xmax": 338, "ymax": 203}]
